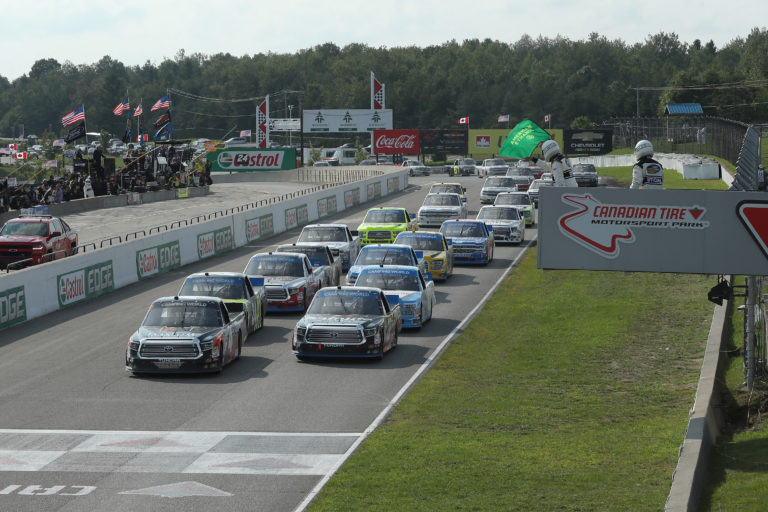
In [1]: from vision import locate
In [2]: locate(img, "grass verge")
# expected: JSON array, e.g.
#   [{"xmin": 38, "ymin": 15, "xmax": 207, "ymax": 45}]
[
  {"xmin": 309, "ymin": 255, "xmax": 715, "ymax": 511},
  {"xmin": 701, "ymin": 275, "xmax": 768, "ymax": 512}
]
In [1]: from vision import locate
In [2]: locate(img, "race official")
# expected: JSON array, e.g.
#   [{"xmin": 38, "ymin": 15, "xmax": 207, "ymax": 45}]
[
  {"xmin": 630, "ymin": 140, "xmax": 664, "ymax": 190},
  {"xmin": 532, "ymin": 140, "xmax": 577, "ymax": 187}
]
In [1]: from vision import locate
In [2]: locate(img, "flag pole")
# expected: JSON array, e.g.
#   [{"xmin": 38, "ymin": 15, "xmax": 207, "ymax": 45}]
[
  {"xmin": 83, "ymin": 105, "xmax": 88, "ymax": 147},
  {"xmin": 167, "ymin": 89, "xmax": 172, "ymax": 140}
]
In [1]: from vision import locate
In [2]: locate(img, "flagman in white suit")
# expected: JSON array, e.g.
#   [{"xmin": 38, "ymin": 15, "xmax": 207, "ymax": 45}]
[{"xmin": 531, "ymin": 140, "xmax": 577, "ymax": 187}]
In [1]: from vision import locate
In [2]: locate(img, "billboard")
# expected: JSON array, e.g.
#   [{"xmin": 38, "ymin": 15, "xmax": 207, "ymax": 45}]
[
  {"xmin": 420, "ymin": 130, "xmax": 468, "ymax": 154},
  {"xmin": 207, "ymin": 148, "xmax": 296, "ymax": 172},
  {"xmin": 373, "ymin": 129, "xmax": 420, "ymax": 155},
  {"xmin": 563, "ymin": 129, "xmax": 613, "ymax": 155},
  {"xmin": 538, "ymin": 188, "xmax": 768, "ymax": 275},
  {"xmin": 302, "ymin": 109, "xmax": 393, "ymax": 133}
]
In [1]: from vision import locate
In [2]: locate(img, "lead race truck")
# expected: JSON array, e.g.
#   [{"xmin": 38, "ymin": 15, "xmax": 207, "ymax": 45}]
[{"xmin": 126, "ymin": 296, "xmax": 245, "ymax": 374}]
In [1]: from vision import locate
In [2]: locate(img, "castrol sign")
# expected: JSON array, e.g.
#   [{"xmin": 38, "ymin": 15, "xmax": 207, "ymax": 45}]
[
  {"xmin": 57, "ymin": 261, "xmax": 115, "ymax": 307},
  {"xmin": 373, "ymin": 129, "xmax": 420, "ymax": 155}
]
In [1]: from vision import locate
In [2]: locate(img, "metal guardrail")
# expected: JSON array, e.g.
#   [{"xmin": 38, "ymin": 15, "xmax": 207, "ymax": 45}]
[{"xmin": 4, "ymin": 249, "xmax": 69, "ymax": 273}]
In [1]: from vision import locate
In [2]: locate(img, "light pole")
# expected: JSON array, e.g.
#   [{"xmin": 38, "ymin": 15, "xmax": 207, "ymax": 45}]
[{"xmin": 288, "ymin": 105, "xmax": 294, "ymax": 147}]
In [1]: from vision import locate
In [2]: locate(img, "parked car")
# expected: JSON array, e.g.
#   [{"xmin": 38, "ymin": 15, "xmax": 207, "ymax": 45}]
[
  {"xmin": 313, "ymin": 161, "xmax": 331, "ymax": 167},
  {"xmin": 0, "ymin": 213, "xmax": 78, "ymax": 269},
  {"xmin": 291, "ymin": 286, "xmax": 402, "ymax": 360},
  {"xmin": 354, "ymin": 265, "xmax": 435, "ymax": 329},
  {"xmin": 572, "ymin": 163, "xmax": 599, "ymax": 187},
  {"xmin": 476, "ymin": 205, "xmax": 525, "ymax": 244}
]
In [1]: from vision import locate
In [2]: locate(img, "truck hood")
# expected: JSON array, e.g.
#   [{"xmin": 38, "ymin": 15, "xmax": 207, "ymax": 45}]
[
  {"xmin": 296, "ymin": 241, "xmax": 348, "ymax": 250},
  {"xmin": 0, "ymin": 234, "xmax": 47, "ymax": 243},
  {"xmin": 419, "ymin": 206, "xmax": 462, "ymax": 214},
  {"xmin": 135, "ymin": 326, "xmax": 220, "ymax": 339},
  {"xmin": 358, "ymin": 223, "xmax": 407, "ymax": 231},
  {"xmin": 448, "ymin": 237, "xmax": 487, "ymax": 245},
  {"xmin": 299, "ymin": 315, "xmax": 382, "ymax": 328},
  {"xmin": 262, "ymin": 276, "xmax": 306, "ymax": 287}
]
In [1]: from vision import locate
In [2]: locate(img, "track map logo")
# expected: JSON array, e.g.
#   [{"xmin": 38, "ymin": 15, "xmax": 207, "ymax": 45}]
[{"xmin": 558, "ymin": 193, "xmax": 709, "ymax": 258}]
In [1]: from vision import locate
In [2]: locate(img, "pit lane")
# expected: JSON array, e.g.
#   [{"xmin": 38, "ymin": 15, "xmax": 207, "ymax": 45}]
[{"xmin": 0, "ymin": 173, "xmax": 535, "ymax": 511}]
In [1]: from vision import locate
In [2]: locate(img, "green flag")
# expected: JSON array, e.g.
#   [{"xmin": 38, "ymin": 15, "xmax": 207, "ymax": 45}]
[{"xmin": 498, "ymin": 119, "xmax": 552, "ymax": 158}]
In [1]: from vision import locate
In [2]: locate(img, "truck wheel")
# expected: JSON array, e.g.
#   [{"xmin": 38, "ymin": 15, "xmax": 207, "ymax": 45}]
[{"xmin": 234, "ymin": 333, "xmax": 242, "ymax": 361}]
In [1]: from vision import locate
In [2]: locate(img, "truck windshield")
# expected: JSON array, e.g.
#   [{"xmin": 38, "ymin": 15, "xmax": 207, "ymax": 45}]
[
  {"xmin": 307, "ymin": 294, "xmax": 382, "ymax": 315},
  {"xmin": 179, "ymin": 277, "xmax": 245, "ymax": 300},
  {"xmin": 143, "ymin": 302, "xmax": 222, "ymax": 328},
  {"xmin": 1, "ymin": 222, "xmax": 48, "ymax": 236},
  {"xmin": 298, "ymin": 227, "xmax": 347, "ymax": 242},
  {"xmin": 245, "ymin": 256, "xmax": 304, "ymax": 277},
  {"xmin": 356, "ymin": 271, "xmax": 420, "ymax": 291},
  {"xmin": 396, "ymin": 235, "xmax": 444, "ymax": 251},
  {"xmin": 364, "ymin": 210, "xmax": 406, "ymax": 223}
]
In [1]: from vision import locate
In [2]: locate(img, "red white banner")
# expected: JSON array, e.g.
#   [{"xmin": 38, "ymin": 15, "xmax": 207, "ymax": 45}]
[
  {"xmin": 458, "ymin": 117, "xmax": 469, "ymax": 124},
  {"xmin": 373, "ymin": 129, "xmax": 420, "ymax": 155},
  {"xmin": 371, "ymin": 72, "xmax": 385, "ymax": 110},
  {"xmin": 14, "ymin": 152, "xmax": 27, "ymax": 160},
  {"xmin": 257, "ymin": 96, "xmax": 269, "ymax": 148}
]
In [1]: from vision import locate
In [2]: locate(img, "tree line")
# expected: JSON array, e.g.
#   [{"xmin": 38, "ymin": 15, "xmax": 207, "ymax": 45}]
[{"xmin": 0, "ymin": 28, "xmax": 766, "ymax": 143}]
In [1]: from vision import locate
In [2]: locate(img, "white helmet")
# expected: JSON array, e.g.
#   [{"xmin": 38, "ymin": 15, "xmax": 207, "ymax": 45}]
[
  {"xmin": 541, "ymin": 140, "xmax": 560, "ymax": 162},
  {"xmin": 634, "ymin": 140, "xmax": 653, "ymax": 159}
]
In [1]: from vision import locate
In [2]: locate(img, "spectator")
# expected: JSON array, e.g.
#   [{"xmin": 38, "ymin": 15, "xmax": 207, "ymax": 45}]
[{"xmin": 758, "ymin": 165, "xmax": 766, "ymax": 191}]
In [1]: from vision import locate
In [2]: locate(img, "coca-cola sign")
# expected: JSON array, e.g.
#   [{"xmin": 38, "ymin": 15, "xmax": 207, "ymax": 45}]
[{"xmin": 373, "ymin": 129, "xmax": 420, "ymax": 155}]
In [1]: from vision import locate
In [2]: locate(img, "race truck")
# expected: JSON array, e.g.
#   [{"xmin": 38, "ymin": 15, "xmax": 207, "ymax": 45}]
[
  {"xmin": 394, "ymin": 231, "xmax": 454, "ymax": 281},
  {"xmin": 126, "ymin": 296, "xmax": 245, "ymax": 374},
  {"xmin": 356, "ymin": 207, "xmax": 418, "ymax": 245},
  {"xmin": 296, "ymin": 223, "xmax": 360, "ymax": 271},
  {"xmin": 476, "ymin": 205, "xmax": 526, "ymax": 244},
  {"xmin": 346, "ymin": 243, "xmax": 428, "ymax": 285},
  {"xmin": 451, "ymin": 158, "xmax": 477, "ymax": 176},
  {"xmin": 477, "ymin": 158, "xmax": 510, "ymax": 177},
  {"xmin": 178, "ymin": 272, "xmax": 266, "ymax": 335},
  {"xmin": 292, "ymin": 286, "xmax": 402, "ymax": 359},
  {"xmin": 353, "ymin": 265, "xmax": 436, "ymax": 329},
  {"xmin": 244, "ymin": 252, "xmax": 321, "ymax": 312},
  {"xmin": 439, "ymin": 219, "xmax": 495, "ymax": 265},
  {"xmin": 277, "ymin": 243, "xmax": 342, "ymax": 288}
]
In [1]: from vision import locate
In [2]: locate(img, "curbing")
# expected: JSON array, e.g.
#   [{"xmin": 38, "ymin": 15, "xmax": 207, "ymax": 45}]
[{"xmin": 665, "ymin": 296, "xmax": 729, "ymax": 511}]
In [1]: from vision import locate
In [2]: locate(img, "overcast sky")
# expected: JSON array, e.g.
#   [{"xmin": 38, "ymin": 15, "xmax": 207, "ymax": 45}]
[{"xmin": 3, "ymin": 0, "xmax": 763, "ymax": 82}]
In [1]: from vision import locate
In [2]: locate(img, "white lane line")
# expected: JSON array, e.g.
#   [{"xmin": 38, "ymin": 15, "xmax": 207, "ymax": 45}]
[
  {"xmin": 294, "ymin": 235, "xmax": 538, "ymax": 512},
  {"xmin": 0, "ymin": 429, "xmax": 363, "ymax": 437}
]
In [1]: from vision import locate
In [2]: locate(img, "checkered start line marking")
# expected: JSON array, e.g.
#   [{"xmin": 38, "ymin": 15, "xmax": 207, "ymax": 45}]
[{"xmin": 0, "ymin": 429, "xmax": 362, "ymax": 475}]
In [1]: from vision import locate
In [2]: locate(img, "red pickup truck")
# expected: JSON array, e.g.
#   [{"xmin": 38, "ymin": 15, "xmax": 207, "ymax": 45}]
[{"xmin": 0, "ymin": 214, "xmax": 78, "ymax": 269}]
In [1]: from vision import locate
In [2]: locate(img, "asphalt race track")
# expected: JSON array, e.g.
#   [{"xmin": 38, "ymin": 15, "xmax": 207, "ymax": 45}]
[{"xmin": 0, "ymin": 173, "xmax": 536, "ymax": 511}]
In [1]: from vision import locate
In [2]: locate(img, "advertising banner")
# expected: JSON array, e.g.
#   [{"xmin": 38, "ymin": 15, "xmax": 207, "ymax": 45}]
[
  {"xmin": 373, "ymin": 129, "xmax": 420, "ymax": 155},
  {"xmin": 345, "ymin": 188, "xmax": 361, "ymax": 208},
  {"xmin": 420, "ymin": 130, "xmax": 468, "ymax": 154},
  {"xmin": 538, "ymin": 188, "xmax": 768, "ymax": 275},
  {"xmin": 0, "ymin": 286, "xmax": 26, "ymax": 329},
  {"xmin": 198, "ymin": 227, "xmax": 234, "ymax": 259},
  {"xmin": 367, "ymin": 182, "xmax": 382, "ymax": 200},
  {"xmin": 563, "ymin": 129, "xmax": 613, "ymax": 155},
  {"xmin": 303, "ymin": 109, "xmax": 393, "ymax": 133},
  {"xmin": 58, "ymin": 261, "xmax": 114, "ymax": 307},
  {"xmin": 317, "ymin": 195, "xmax": 338, "ymax": 218},
  {"xmin": 245, "ymin": 214, "xmax": 275, "ymax": 243},
  {"xmin": 207, "ymin": 148, "xmax": 296, "ymax": 172},
  {"xmin": 136, "ymin": 241, "xmax": 181, "ymax": 280},
  {"xmin": 468, "ymin": 129, "xmax": 511, "ymax": 156}
]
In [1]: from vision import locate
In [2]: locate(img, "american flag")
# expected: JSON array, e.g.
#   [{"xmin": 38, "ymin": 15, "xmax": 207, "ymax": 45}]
[
  {"xmin": 133, "ymin": 104, "xmax": 143, "ymax": 117},
  {"xmin": 61, "ymin": 105, "xmax": 85, "ymax": 126},
  {"xmin": 151, "ymin": 95, "xmax": 170, "ymax": 111},
  {"xmin": 497, "ymin": 114, "xmax": 510, "ymax": 122},
  {"xmin": 240, "ymin": 129, "xmax": 252, "ymax": 137},
  {"xmin": 112, "ymin": 98, "xmax": 130, "ymax": 116}
]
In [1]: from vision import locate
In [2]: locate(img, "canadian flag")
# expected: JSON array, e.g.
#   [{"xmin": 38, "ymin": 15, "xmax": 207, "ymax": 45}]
[
  {"xmin": 458, "ymin": 117, "xmax": 469, "ymax": 124},
  {"xmin": 544, "ymin": 114, "xmax": 552, "ymax": 122}
]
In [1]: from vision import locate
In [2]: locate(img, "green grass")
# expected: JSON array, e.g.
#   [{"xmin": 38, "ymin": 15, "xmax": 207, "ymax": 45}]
[
  {"xmin": 309, "ymin": 256, "xmax": 715, "ymax": 511},
  {"xmin": 598, "ymin": 165, "xmax": 729, "ymax": 190},
  {"xmin": 700, "ymin": 276, "xmax": 768, "ymax": 512}
]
